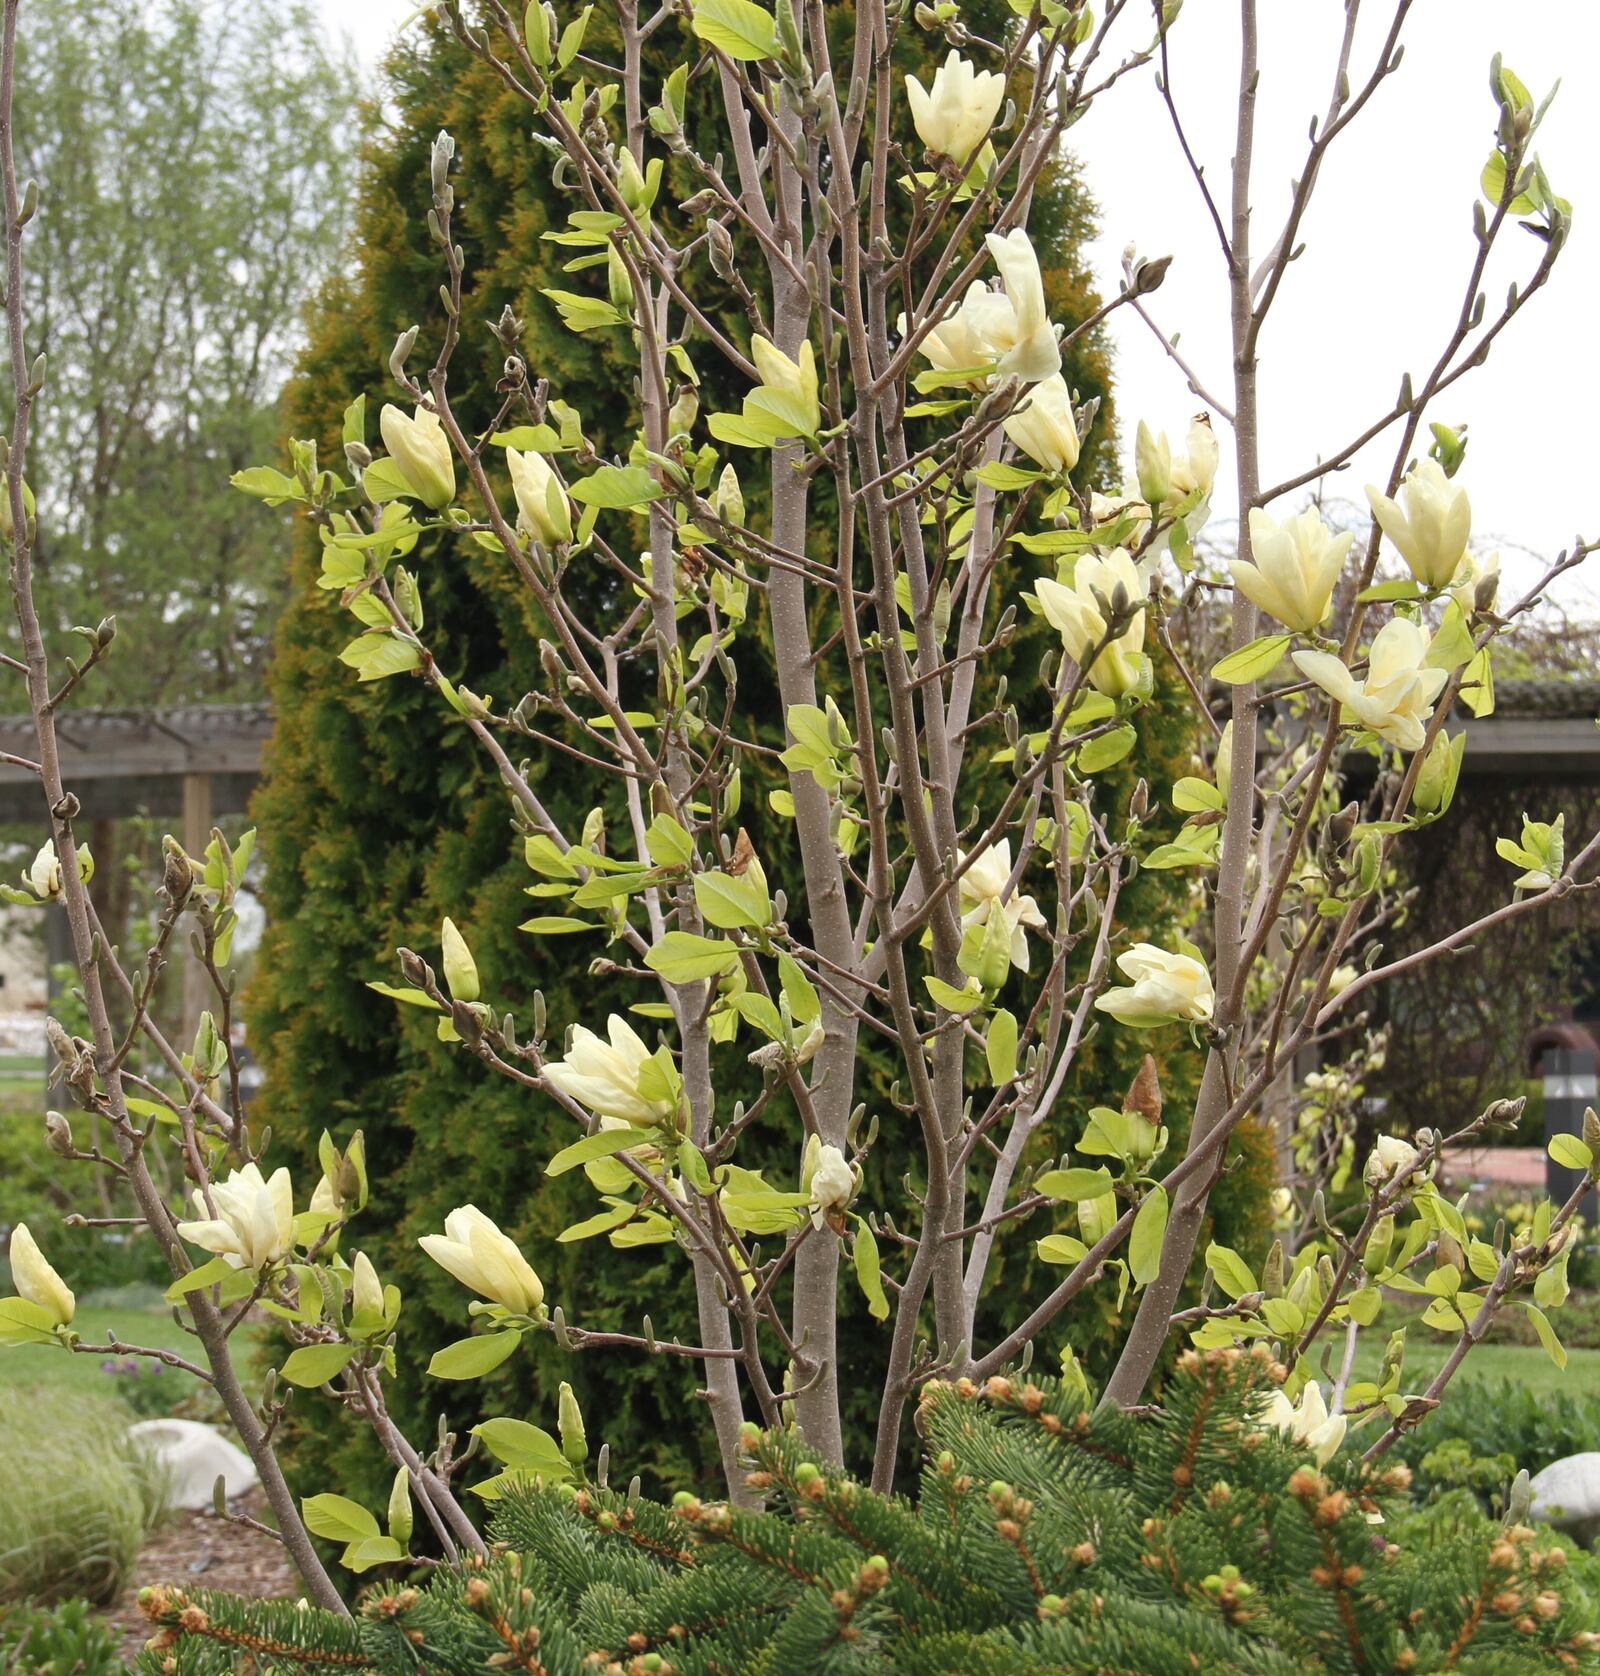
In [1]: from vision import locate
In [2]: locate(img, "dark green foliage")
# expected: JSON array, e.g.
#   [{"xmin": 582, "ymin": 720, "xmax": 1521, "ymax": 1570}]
[
  {"xmin": 1396, "ymin": 1373, "xmax": 1600, "ymax": 1508},
  {"xmin": 0, "ymin": 1598, "xmax": 124, "ymax": 1676},
  {"xmin": 139, "ymin": 1351, "xmax": 1600, "ymax": 1674},
  {"xmin": 248, "ymin": 11, "xmax": 1267, "ymax": 1520}
]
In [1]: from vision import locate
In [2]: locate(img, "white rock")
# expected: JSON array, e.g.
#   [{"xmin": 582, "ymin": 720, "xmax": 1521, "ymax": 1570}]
[
  {"xmin": 129, "ymin": 1417, "xmax": 259, "ymax": 1512},
  {"xmin": 1529, "ymin": 1452, "xmax": 1600, "ymax": 1546}
]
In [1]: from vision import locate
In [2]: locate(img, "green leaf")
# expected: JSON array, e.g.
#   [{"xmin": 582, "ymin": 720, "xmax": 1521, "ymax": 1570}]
[
  {"xmin": 693, "ymin": 868, "xmax": 771, "ymax": 930},
  {"xmin": 924, "ymin": 975, "xmax": 983, "ymax": 1013},
  {"xmin": 1129, "ymin": 1186, "xmax": 1169, "ymax": 1286},
  {"xmin": 164, "ymin": 1255, "xmax": 241, "ymax": 1302},
  {"xmin": 1036, "ymin": 1234, "xmax": 1088, "ymax": 1265},
  {"xmin": 691, "ymin": 0, "xmax": 780, "ymax": 60},
  {"xmin": 567, "ymin": 464, "xmax": 662, "ymax": 508},
  {"xmin": 301, "ymin": 1493, "xmax": 379, "ymax": 1543},
  {"xmin": 517, "ymin": 916, "xmax": 601, "ymax": 935},
  {"xmin": 472, "ymin": 1418, "xmax": 573, "ymax": 1481},
  {"xmin": 427, "ymin": 1330, "xmax": 522, "ymax": 1380},
  {"xmin": 778, "ymin": 952, "xmax": 821, "ymax": 1024},
  {"xmin": 280, "ymin": 1343, "xmax": 357, "ymax": 1388},
  {"xmin": 366, "ymin": 981, "xmax": 443, "ymax": 1011},
  {"xmin": 853, "ymin": 1222, "xmax": 889, "ymax": 1321},
  {"xmin": 1525, "ymin": 1302, "xmax": 1568, "ymax": 1369},
  {"xmin": 1034, "ymin": 1167, "xmax": 1114, "ymax": 1202},
  {"xmin": 557, "ymin": 1204, "xmax": 640, "ymax": 1243},
  {"xmin": 1548, "ymin": 1133, "xmax": 1594, "ymax": 1172},
  {"xmin": 1204, "ymin": 1242, "xmax": 1257, "ymax": 1300},
  {"xmin": 547, "ymin": 1127, "xmax": 646, "ymax": 1176},
  {"xmin": 1211, "ymin": 633, "xmax": 1291, "ymax": 685},
  {"xmin": 340, "ymin": 1536, "xmax": 406, "ymax": 1573},
  {"xmin": 0, "ymin": 1296, "xmax": 59, "ymax": 1345},
  {"xmin": 644, "ymin": 813, "xmax": 695, "ymax": 868},
  {"xmin": 230, "ymin": 466, "xmax": 305, "ymax": 505},
  {"xmin": 986, "ymin": 1009, "xmax": 1018, "ymax": 1085},
  {"xmin": 491, "ymin": 423, "xmax": 563, "ymax": 453},
  {"xmin": 1075, "ymin": 723, "xmax": 1136, "ymax": 775},
  {"xmin": 1346, "ymin": 1285, "xmax": 1383, "ymax": 1325},
  {"xmin": 338, "ymin": 634, "xmax": 421, "ymax": 683},
  {"xmin": 645, "ymin": 931, "xmax": 741, "ymax": 983},
  {"xmin": 1172, "ymin": 776, "xmax": 1224, "ymax": 813}
]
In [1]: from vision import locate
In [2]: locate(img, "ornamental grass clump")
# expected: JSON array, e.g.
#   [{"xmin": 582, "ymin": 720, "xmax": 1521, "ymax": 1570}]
[{"xmin": 0, "ymin": 1390, "xmax": 166, "ymax": 1605}]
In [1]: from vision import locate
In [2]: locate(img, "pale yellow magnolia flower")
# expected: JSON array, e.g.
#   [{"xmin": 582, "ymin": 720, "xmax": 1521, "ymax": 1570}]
[
  {"xmin": 1089, "ymin": 487, "xmax": 1152, "ymax": 549},
  {"xmin": 904, "ymin": 50, "xmax": 1005, "ymax": 164},
  {"xmin": 902, "ymin": 290, "xmax": 993, "ymax": 383},
  {"xmin": 176, "ymin": 1163, "xmax": 294, "ymax": 1271},
  {"xmin": 749, "ymin": 335, "xmax": 820, "ymax": 436},
  {"xmin": 1003, "ymin": 373, "xmax": 1080, "ymax": 474},
  {"xmin": 1364, "ymin": 1132, "xmax": 1423, "ymax": 1188},
  {"xmin": 803, "ymin": 1135, "xmax": 857, "ymax": 1229},
  {"xmin": 545, "ymin": 1014, "xmax": 668, "ymax": 1126},
  {"xmin": 1169, "ymin": 415, "xmax": 1219, "ymax": 497},
  {"xmin": 1094, "ymin": 943, "xmax": 1214, "ymax": 1029},
  {"xmin": 958, "ymin": 838, "xmax": 1046, "ymax": 972},
  {"xmin": 8, "ymin": 1222, "xmax": 74, "ymax": 1326},
  {"xmin": 24, "ymin": 839, "xmax": 93, "ymax": 901},
  {"xmin": 350, "ymin": 1251, "xmax": 384, "ymax": 1319},
  {"xmin": 1366, "ymin": 459, "xmax": 1470, "ymax": 589},
  {"xmin": 1292, "ymin": 617, "xmax": 1448, "ymax": 753},
  {"xmin": 1034, "ymin": 548, "xmax": 1147, "ymax": 698},
  {"xmin": 1231, "ymin": 507, "xmax": 1353, "ymax": 634},
  {"xmin": 1260, "ymin": 1380, "xmax": 1346, "ymax": 1466},
  {"xmin": 960, "ymin": 229, "xmax": 1060, "ymax": 383},
  {"xmin": 379, "ymin": 403, "xmax": 456, "ymax": 511},
  {"xmin": 506, "ymin": 447, "xmax": 573, "ymax": 547},
  {"xmin": 419, "ymin": 1205, "xmax": 544, "ymax": 1314}
]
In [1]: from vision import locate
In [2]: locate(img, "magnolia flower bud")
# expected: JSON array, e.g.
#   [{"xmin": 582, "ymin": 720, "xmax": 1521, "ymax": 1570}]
[
  {"xmin": 667, "ymin": 384, "xmax": 698, "ymax": 438},
  {"xmin": 0, "ymin": 475, "xmax": 35, "ymax": 540},
  {"xmin": 1135, "ymin": 420, "xmax": 1171, "ymax": 506},
  {"xmin": 507, "ymin": 447, "xmax": 573, "ymax": 548},
  {"xmin": 24, "ymin": 838, "xmax": 93, "ymax": 901},
  {"xmin": 7, "ymin": 1222, "xmax": 74, "ymax": 1326},
  {"xmin": 387, "ymin": 1466, "xmax": 414, "ymax": 1548},
  {"xmin": 440, "ymin": 917, "xmax": 480, "ymax": 1003},
  {"xmin": 44, "ymin": 1109, "xmax": 73, "ymax": 1157},
  {"xmin": 379, "ymin": 403, "xmax": 456, "ymax": 511},
  {"xmin": 350, "ymin": 1251, "xmax": 384, "ymax": 1320},
  {"xmin": 714, "ymin": 462, "xmax": 745, "ymax": 528},
  {"xmin": 558, "ymin": 1381, "xmax": 588, "ymax": 1466}
]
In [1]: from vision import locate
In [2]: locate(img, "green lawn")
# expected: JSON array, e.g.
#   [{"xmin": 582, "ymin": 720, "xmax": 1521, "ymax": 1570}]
[
  {"xmin": 0, "ymin": 1303, "xmax": 260, "ymax": 1402},
  {"xmin": 1349, "ymin": 1335, "xmax": 1600, "ymax": 1399}
]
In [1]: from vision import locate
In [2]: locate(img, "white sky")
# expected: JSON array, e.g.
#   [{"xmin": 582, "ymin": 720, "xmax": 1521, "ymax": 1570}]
[{"xmin": 324, "ymin": 0, "xmax": 1598, "ymax": 602}]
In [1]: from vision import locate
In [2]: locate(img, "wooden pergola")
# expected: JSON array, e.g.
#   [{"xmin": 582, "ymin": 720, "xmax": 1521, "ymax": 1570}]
[{"xmin": 0, "ymin": 705, "xmax": 273, "ymax": 1039}]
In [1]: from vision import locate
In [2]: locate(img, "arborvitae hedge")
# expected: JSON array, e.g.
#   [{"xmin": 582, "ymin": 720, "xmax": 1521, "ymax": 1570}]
[{"xmin": 249, "ymin": 14, "xmax": 1272, "ymax": 1520}]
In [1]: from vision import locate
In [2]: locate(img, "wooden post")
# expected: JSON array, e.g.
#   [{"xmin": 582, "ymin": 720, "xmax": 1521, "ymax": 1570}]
[{"xmin": 182, "ymin": 771, "xmax": 212, "ymax": 1050}]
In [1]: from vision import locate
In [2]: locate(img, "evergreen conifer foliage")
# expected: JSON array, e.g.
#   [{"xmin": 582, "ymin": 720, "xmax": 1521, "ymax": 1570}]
[{"xmin": 137, "ymin": 1351, "xmax": 1599, "ymax": 1675}]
